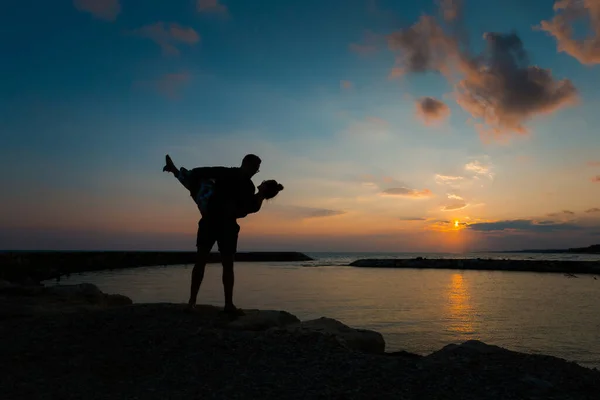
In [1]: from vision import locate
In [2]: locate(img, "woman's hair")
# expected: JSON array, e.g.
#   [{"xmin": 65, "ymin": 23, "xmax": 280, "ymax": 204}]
[{"xmin": 260, "ymin": 179, "xmax": 284, "ymax": 200}]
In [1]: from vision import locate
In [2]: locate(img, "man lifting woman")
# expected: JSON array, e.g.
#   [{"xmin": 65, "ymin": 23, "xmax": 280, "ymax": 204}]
[{"xmin": 163, "ymin": 154, "xmax": 284, "ymax": 315}]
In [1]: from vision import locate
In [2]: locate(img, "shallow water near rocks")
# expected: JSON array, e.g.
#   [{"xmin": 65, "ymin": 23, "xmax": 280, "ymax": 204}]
[{"xmin": 49, "ymin": 257, "xmax": 600, "ymax": 369}]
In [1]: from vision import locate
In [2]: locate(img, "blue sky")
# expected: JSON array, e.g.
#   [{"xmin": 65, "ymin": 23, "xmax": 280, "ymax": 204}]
[{"xmin": 1, "ymin": 0, "xmax": 600, "ymax": 252}]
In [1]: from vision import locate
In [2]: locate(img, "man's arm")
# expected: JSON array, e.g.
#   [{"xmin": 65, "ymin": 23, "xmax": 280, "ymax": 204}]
[
  {"xmin": 244, "ymin": 193, "xmax": 266, "ymax": 215},
  {"xmin": 189, "ymin": 167, "xmax": 234, "ymax": 182}
]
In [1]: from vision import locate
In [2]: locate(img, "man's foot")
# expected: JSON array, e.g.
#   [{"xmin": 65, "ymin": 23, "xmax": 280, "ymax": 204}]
[
  {"xmin": 185, "ymin": 299, "xmax": 196, "ymax": 313},
  {"xmin": 223, "ymin": 304, "xmax": 245, "ymax": 316},
  {"xmin": 163, "ymin": 154, "xmax": 177, "ymax": 173}
]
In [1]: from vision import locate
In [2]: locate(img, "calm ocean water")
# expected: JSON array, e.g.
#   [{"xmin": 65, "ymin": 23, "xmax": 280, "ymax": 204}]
[{"xmin": 49, "ymin": 252, "xmax": 600, "ymax": 369}]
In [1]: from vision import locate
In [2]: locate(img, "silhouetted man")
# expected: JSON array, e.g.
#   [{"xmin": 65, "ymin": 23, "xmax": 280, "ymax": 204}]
[{"xmin": 163, "ymin": 154, "xmax": 265, "ymax": 315}]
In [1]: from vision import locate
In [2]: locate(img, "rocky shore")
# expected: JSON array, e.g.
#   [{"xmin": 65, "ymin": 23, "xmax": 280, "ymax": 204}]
[
  {"xmin": 350, "ymin": 257, "xmax": 600, "ymax": 275},
  {"xmin": 0, "ymin": 251, "xmax": 313, "ymax": 284},
  {"xmin": 1, "ymin": 281, "xmax": 599, "ymax": 399}
]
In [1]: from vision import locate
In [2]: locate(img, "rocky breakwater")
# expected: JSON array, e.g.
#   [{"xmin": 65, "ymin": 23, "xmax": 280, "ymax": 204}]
[
  {"xmin": 350, "ymin": 257, "xmax": 600, "ymax": 275},
  {"xmin": 1, "ymin": 282, "xmax": 599, "ymax": 399},
  {"xmin": 0, "ymin": 250, "xmax": 313, "ymax": 284}
]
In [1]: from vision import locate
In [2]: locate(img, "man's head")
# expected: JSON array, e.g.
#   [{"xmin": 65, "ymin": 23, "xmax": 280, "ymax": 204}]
[{"xmin": 241, "ymin": 154, "xmax": 261, "ymax": 177}]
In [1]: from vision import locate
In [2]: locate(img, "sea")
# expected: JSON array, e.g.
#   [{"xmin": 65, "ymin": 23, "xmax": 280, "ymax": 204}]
[{"xmin": 47, "ymin": 252, "xmax": 600, "ymax": 369}]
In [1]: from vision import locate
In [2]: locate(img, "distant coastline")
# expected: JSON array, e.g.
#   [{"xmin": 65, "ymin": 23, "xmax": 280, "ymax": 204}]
[{"xmin": 487, "ymin": 244, "xmax": 600, "ymax": 254}]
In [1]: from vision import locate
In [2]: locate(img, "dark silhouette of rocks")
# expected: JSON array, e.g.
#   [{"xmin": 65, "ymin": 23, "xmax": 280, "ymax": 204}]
[
  {"xmin": 1, "ymin": 281, "xmax": 598, "ymax": 399},
  {"xmin": 0, "ymin": 251, "xmax": 313, "ymax": 284},
  {"xmin": 349, "ymin": 258, "xmax": 600, "ymax": 275},
  {"xmin": 568, "ymin": 244, "xmax": 600, "ymax": 254},
  {"xmin": 496, "ymin": 243, "xmax": 600, "ymax": 254}
]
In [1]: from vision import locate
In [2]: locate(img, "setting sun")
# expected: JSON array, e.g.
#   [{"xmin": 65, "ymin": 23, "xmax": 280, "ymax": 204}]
[{"xmin": 454, "ymin": 220, "xmax": 459, "ymax": 228}]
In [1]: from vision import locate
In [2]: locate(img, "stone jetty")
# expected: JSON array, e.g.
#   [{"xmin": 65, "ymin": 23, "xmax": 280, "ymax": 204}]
[
  {"xmin": 349, "ymin": 257, "xmax": 600, "ymax": 275},
  {"xmin": 0, "ymin": 251, "xmax": 313, "ymax": 284}
]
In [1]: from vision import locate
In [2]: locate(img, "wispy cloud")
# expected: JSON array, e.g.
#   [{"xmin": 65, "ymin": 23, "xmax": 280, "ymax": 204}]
[
  {"xmin": 435, "ymin": 174, "xmax": 464, "ymax": 186},
  {"xmin": 547, "ymin": 210, "xmax": 575, "ymax": 217},
  {"xmin": 415, "ymin": 97, "xmax": 450, "ymax": 126},
  {"xmin": 197, "ymin": 0, "xmax": 228, "ymax": 15},
  {"xmin": 132, "ymin": 22, "xmax": 200, "ymax": 56},
  {"xmin": 467, "ymin": 219, "xmax": 581, "ymax": 232},
  {"xmin": 537, "ymin": 0, "xmax": 600, "ymax": 66},
  {"xmin": 592, "ymin": 175, "xmax": 600, "ymax": 183},
  {"xmin": 274, "ymin": 205, "xmax": 347, "ymax": 219},
  {"xmin": 447, "ymin": 193, "xmax": 463, "ymax": 200},
  {"xmin": 73, "ymin": 0, "xmax": 120, "ymax": 21},
  {"xmin": 464, "ymin": 159, "xmax": 494, "ymax": 180},
  {"xmin": 441, "ymin": 201, "xmax": 468, "ymax": 211},
  {"xmin": 381, "ymin": 187, "xmax": 433, "ymax": 198},
  {"xmin": 386, "ymin": 2, "xmax": 578, "ymax": 140},
  {"xmin": 587, "ymin": 161, "xmax": 600, "ymax": 167},
  {"xmin": 585, "ymin": 207, "xmax": 600, "ymax": 213},
  {"xmin": 399, "ymin": 216, "xmax": 427, "ymax": 221}
]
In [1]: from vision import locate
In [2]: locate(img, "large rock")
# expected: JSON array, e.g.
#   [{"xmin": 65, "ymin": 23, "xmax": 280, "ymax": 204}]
[
  {"xmin": 0, "ymin": 282, "xmax": 133, "ymax": 318},
  {"xmin": 45, "ymin": 283, "xmax": 105, "ymax": 300},
  {"xmin": 226, "ymin": 310, "xmax": 300, "ymax": 331},
  {"xmin": 275, "ymin": 317, "xmax": 386, "ymax": 354}
]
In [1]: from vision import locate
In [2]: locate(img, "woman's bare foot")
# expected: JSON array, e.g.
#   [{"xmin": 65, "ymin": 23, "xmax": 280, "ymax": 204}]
[{"xmin": 163, "ymin": 154, "xmax": 177, "ymax": 174}]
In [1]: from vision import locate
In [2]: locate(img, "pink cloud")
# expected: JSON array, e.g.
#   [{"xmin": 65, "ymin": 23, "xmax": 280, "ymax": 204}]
[
  {"xmin": 133, "ymin": 22, "xmax": 200, "ymax": 56},
  {"xmin": 73, "ymin": 0, "xmax": 120, "ymax": 21},
  {"xmin": 587, "ymin": 161, "xmax": 600, "ymax": 167},
  {"xmin": 415, "ymin": 96, "xmax": 450, "ymax": 126},
  {"xmin": 538, "ymin": 0, "xmax": 600, "ymax": 65},
  {"xmin": 592, "ymin": 175, "xmax": 600, "ymax": 183},
  {"xmin": 197, "ymin": 0, "xmax": 228, "ymax": 15}
]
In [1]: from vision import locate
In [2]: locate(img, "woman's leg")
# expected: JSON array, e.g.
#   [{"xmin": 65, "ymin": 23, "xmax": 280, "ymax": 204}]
[{"xmin": 163, "ymin": 154, "xmax": 193, "ymax": 191}]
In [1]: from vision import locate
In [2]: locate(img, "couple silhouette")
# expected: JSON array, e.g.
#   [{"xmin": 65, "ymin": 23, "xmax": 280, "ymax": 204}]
[{"xmin": 163, "ymin": 154, "xmax": 284, "ymax": 315}]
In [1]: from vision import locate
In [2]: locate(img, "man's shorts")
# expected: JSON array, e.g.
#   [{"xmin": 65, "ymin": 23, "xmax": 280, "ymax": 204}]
[{"xmin": 196, "ymin": 217, "xmax": 240, "ymax": 255}]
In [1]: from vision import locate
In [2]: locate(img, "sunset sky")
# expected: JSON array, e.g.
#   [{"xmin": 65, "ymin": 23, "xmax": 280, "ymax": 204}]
[{"xmin": 2, "ymin": 0, "xmax": 600, "ymax": 252}]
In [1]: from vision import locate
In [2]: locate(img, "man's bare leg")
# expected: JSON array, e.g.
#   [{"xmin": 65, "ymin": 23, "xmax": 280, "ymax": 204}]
[
  {"xmin": 221, "ymin": 254, "xmax": 244, "ymax": 315},
  {"xmin": 187, "ymin": 247, "xmax": 210, "ymax": 310}
]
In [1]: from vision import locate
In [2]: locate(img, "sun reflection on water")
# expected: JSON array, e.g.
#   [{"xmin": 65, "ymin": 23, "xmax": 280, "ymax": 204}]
[{"xmin": 446, "ymin": 273, "xmax": 477, "ymax": 336}]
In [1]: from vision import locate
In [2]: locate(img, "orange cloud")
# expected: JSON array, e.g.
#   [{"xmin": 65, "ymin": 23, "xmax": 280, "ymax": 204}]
[
  {"xmin": 415, "ymin": 96, "xmax": 450, "ymax": 126},
  {"xmin": 73, "ymin": 0, "xmax": 120, "ymax": 21},
  {"xmin": 386, "ymin": 4, "xmax": 579, "ymax": 140},
  {"xmin": 381, "ymin": 187, "xmax": 433, "ymax": 198},
  {"xmin": 340, "ymin": 80, "xmax": 353, "ymax": 90},
  {"xmin": 197, "ymin": 0, "xmax": 228, "ymax": 15},
  {"xmin": 441, "ymin": 202, "xmax": 468, "ymax": 211},
  {"xmin": 592, "ymin": 175, "xmax": 600, "ymax": 182},
  {"xmin": 133, "ymin": 22, "xmax": 200, "ymax": 56},
  {"xmin": 538, "ymin": 0, "xmax": 600, "ymax": 65}
]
